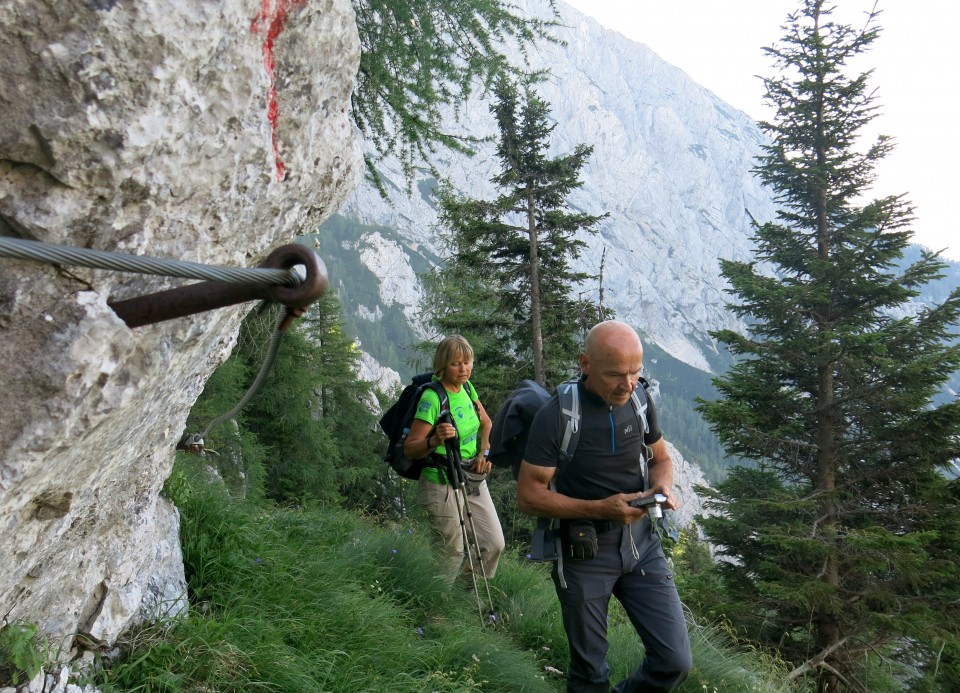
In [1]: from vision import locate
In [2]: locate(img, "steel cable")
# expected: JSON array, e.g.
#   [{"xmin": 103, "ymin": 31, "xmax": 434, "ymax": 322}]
[
  {"xmin": 0, "ymin": 237, "xmax": 301, "ymax": 287},
  {"xmin": 201, "ymin": 307, "xmax": 287, "ymax": 440}
]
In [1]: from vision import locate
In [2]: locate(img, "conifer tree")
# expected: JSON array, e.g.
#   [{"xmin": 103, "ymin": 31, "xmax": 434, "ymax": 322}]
[
  {"xmin": 296, "ymin": 290, "xmax": 385, "ymax": 509},
  {"xmin": 192, "ymin": 293, "xmax": 382, "ymax": 507},
  {"xmin": 428, "ymin": 76, "xmax": 607, "ymax": 400},
  {"xmin": 244, "ymin": 316, "xmax": 339, "ymax": 505},
  {"xmin": 696, "ymin": 2, "xmax": 960, "ymax": 690}
]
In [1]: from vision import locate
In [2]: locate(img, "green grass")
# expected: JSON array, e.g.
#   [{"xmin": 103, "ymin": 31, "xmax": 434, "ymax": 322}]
[{"xmin": 90, "ymin": 459, "xmax": 805, "ymax": 692}]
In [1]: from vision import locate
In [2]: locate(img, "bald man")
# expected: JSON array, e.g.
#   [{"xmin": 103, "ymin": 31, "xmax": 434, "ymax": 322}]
[{"xmin": 518, "ymin": 321, "xmax": 692, "ymax": 692}]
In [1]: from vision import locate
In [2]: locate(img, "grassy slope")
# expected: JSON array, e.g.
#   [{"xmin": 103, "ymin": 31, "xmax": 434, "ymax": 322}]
[{"xmin": 91, "ymin": 458, "xmax": 800, "ymax": 693}]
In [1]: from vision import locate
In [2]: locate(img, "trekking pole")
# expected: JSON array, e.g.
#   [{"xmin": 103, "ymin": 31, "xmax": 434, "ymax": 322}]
[
  {"xmin": 441, "ymin": 415, "xmax": 496, "ymax": 620},
  {"xmin": 439, "ymin": 421, "xmax": 485, "ymax": 623}
]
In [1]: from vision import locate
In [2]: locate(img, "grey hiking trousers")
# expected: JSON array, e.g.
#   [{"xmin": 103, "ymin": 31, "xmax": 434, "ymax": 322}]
[{"xmin": 551, "ymin": 518, "xmax": 692, "ymax": 693}]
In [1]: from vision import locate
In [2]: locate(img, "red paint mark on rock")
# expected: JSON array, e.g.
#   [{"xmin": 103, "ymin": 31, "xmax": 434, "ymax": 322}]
[{"xmin": 251, "ymin": 0, "xmax": 308, "ymax": 181}]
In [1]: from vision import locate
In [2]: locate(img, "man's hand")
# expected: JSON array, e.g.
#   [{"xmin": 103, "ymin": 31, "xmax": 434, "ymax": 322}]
[
  {"xmin": 598, "ymin": 485, "xmax": 679, "ymax": 524},
  {"xmin": 643, "ymin": 483, "xmax": 679, "ymax": 511},
  {"xmin": 596, "ymin": 493, "xmax": 651, "ymax": 524},
  {"xmin": 518, "ymin": 462, "xmax": 676, "ymax": 523},
  {"xmin": 630, "ymin": 493, "xmax": 667, "ymax": 509}
]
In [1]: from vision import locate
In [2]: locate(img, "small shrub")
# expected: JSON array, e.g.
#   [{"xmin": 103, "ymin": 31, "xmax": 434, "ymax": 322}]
[{"xmin": 0, "ymin": 622, "xmax": 46, "ymax": 686}]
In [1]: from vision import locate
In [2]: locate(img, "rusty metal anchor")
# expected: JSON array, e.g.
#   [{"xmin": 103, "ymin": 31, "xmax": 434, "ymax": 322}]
[{"xmin": 107, "ymin": 244, "xmax": 327, "ymax": 329}]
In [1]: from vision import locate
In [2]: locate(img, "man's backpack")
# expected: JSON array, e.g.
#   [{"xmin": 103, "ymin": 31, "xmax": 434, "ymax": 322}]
[
  {"xmin": 378, "ymin": 372, "xmax": 449, "ymax": 480},
  {"xmin": 488, "ymin": 377, "xmax": 651, "ymax": 479},
  {"xmin": 488, "ymin": 377, "xmax": 651, "ymax": 567}
]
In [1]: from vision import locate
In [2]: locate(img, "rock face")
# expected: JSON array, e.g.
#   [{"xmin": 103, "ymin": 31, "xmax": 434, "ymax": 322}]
[
  {"xmin": 0, "ymin": 0, "xmax": 361, "ymax": 654},
  {"xmin": 665, "ymin": 442, "xmax": 711, "ymax": 530}
]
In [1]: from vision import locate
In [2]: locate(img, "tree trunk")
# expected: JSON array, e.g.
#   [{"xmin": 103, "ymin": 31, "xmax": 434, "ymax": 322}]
[
  {"xmin": 814, "ymin": 84, "xmax": 842, "ymax": 687},
  {"xmin": 814, "ymin": 345, "xmax": 843, "ymax": 690},
  {"xmin": 527, "ymin": 188, "xmax": 545, "ymax": 385}
]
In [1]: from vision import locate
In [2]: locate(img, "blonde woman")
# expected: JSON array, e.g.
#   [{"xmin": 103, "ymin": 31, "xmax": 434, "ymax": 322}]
[{"xmin": 404, "ymin": 335, "xmax": 505, "ymax": 581}]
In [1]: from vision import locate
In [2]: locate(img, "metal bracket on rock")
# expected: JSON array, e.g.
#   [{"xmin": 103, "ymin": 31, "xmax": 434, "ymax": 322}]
[
  {"xmin": 107, "ymin": 244, "xmax": 328, "ymax": 329},
  {"xmin": 176, "ymin": 432, "xmax": 221, "ymax": 458}
]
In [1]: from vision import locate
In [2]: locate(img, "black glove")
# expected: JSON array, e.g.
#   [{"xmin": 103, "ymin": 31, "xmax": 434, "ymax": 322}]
[{"xmin": 567, "ymin": 520, "xmax": 598, "ymax": 561}]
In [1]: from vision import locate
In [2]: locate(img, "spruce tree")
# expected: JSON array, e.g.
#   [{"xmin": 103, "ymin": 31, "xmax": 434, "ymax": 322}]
[
  {"xmin": 428, "ymin": 76, "xmax": 607, "ymax": 400},
  {"xmin": 696, "ymin": 2, "xmax": 960, "ymax": 690},
  {"xmin": 296, "ymin": 290, "xmax": 385, "ymax": 510},
  {"xmin": 244, "ymin": 316, "xmax": 339, "ymax": 505}
]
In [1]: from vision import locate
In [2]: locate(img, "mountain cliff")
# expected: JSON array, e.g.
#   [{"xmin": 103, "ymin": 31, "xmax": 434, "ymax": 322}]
[
  {"xmin": 329, "ymin": 0, "xmax": 780, "ymax": 375},
  {"xmin": 327, "ymin": 0, "xmax": 958, "ymax": 380},
  {"xmin": 320, "ymin": 0, "xmax": 959, "ymax": 489}
]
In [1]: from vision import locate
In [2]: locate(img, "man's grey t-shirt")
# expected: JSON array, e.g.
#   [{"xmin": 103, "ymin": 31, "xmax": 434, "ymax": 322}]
[{"xmin": 523, "ymin": 379, "xmax": 662, "ymax": 501}]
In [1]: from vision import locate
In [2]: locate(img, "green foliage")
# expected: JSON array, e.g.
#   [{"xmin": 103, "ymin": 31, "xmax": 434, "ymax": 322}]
[
  {"xmin": 696, "ymin": 2, "xmax": 960, "ymax": 689},
  {"xmin": 183, "ymin": 293, "xmax": 385, "ymax": 509},
  {"xmin": 672, "ymin": 524, "xmax": 721, "ymax": 596},
  {"xmin": 0, "ymin": 623, "xmax": 46, "ymax": 686},
  {"xmin": 296, "ymin": 292, "xmax": 386, "ymax": 508},
  {"xmin": 241, "ymin": 322, "xmax": 337, "ymax": 504},
  {"xmin": 419, "ymin": 253, "xmax": 527, "ymax": 407},
  {"xmin": 682, "ymin": 618, "xmax": 802, "ymax": 693},
  {"xmin": 485, "ymin": 468, "xmax": 542, "ymax": 551},
  {"xmin": 181, "ymin": 353, "xmax": 268, "ymax": 499},
  {"xmin": 100, "ymin": 459, "xmax": 561, "ymax": 693},
  {"xmin": 352, "ymin": 0, "xmax": 561, "ymax": 192}
]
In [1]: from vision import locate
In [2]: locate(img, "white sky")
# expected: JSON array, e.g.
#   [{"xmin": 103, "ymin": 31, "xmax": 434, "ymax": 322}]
[{"xmin": 561, "ymin": 0, "xmax": 959, "ymax": 262}]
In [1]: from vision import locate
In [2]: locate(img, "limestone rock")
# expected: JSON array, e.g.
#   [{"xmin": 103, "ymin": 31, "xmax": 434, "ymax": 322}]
[
  {"xmin": 664, "ymin": 441, "xmax": 711, "ymax": 530},
  {"xmin": 0, "ymin": 0, "xmax": 361, "ymax": 654}
]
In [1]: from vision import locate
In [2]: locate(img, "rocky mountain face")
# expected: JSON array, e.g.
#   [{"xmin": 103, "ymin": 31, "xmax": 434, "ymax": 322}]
[
  {"xmin": 335, "ymin": 0, "xmax": 958, "ymax": 378},
  {"xmin": 335, "ymin": 0, "xmax": 780, "ymax": 375},
  {"xmin": 0, "ymin": 0, "xmax": 360, "ymax": 658}
]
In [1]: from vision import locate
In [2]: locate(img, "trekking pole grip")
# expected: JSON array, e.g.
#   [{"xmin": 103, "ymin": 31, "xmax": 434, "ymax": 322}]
[{"xmin": 438, "ymin": 412, "xmax": 462, "ymax": 487}]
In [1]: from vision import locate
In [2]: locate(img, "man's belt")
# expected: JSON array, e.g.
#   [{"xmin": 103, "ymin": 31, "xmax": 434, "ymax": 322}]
[{"xmin": 561, "ymin": 519, "xmax": 620, "ymax": 534}]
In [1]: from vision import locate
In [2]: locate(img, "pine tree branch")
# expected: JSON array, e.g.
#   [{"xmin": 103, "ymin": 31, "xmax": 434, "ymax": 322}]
[{"xmin": 785, "ymin": 636, "xmax": 849, "ymax": 681}]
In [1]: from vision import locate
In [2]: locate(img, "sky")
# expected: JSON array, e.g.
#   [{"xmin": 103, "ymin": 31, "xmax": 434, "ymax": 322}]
[{"xmin": 561, "ymin": 0, "xmax": 959, "ymax": 262}]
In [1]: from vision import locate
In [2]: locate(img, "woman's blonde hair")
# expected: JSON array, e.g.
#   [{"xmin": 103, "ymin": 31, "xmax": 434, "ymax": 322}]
[{"xmin": 433, "ymin": 335, "xmax": 474, "ymax": 376}]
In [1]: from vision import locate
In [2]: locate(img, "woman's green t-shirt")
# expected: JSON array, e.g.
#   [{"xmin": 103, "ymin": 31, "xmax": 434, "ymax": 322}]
[{"xmin": 414, "ymin": 380, "xmax": 479, "ymax": 484}]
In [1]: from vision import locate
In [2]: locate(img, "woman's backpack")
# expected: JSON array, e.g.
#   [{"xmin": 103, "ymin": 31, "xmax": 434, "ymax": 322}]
[{"xmin": 377, "ymin": 372, "xmax": 449, "ymax": 480}]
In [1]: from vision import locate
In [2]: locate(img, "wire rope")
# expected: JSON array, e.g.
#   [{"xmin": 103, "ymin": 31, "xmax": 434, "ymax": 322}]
[{"xmin": 0, "ymin": 237, "xmax": 301, "ymax": 287}]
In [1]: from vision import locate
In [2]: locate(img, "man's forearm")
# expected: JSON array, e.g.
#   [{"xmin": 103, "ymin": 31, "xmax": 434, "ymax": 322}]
[
  {"xmin": 518, "ymin": 486, "xmax": 609, "ymax": 519},
  {"xmin": 646, "ymin": 438, "xmax": 674, "ymax": 490},
  {"xmin": 647, "ymin": 456, "xmax": 673, "ymax": 490}
]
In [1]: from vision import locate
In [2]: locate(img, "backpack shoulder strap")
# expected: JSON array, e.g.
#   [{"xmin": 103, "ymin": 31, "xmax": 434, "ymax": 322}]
[
  {"xmin": 464, "ymin": 379, "xmax": 481, "ymax": 419},
  {"xmin": 424, "ymin": 379, "xmax": 449, "ymax": 415},
  {"xmin": 556, "ymin": 379, "xmax": 582, "ymax": 469},
  {"xmin": 630, "ymin": 377, "xmax": 651, "ymax": 491},
  {"xmin": 555, "ymin": 377, "xmax": 649, "ymax": 473},
  {"xmin": 629, "ymin": 377, "xmax": 650, "ymax": 435},
  {"xmin": 464, "ymin": 379, "xmax": 477, "ymax": 401},
  {"xmin": 538, "ymin": 378, "xmax": 582, "ymax": 587}
]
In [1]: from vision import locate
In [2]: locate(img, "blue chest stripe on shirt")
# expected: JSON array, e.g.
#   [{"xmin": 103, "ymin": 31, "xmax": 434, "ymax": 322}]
[{"xmin": 608, "ymin": 411, "xmax": 616, "ymax": 453}]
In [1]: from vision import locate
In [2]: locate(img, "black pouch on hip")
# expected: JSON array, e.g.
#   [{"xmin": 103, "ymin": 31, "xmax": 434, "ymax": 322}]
[{"xmin": 567, "ymin": 519, "xmax": 598, "ymax": 561}]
